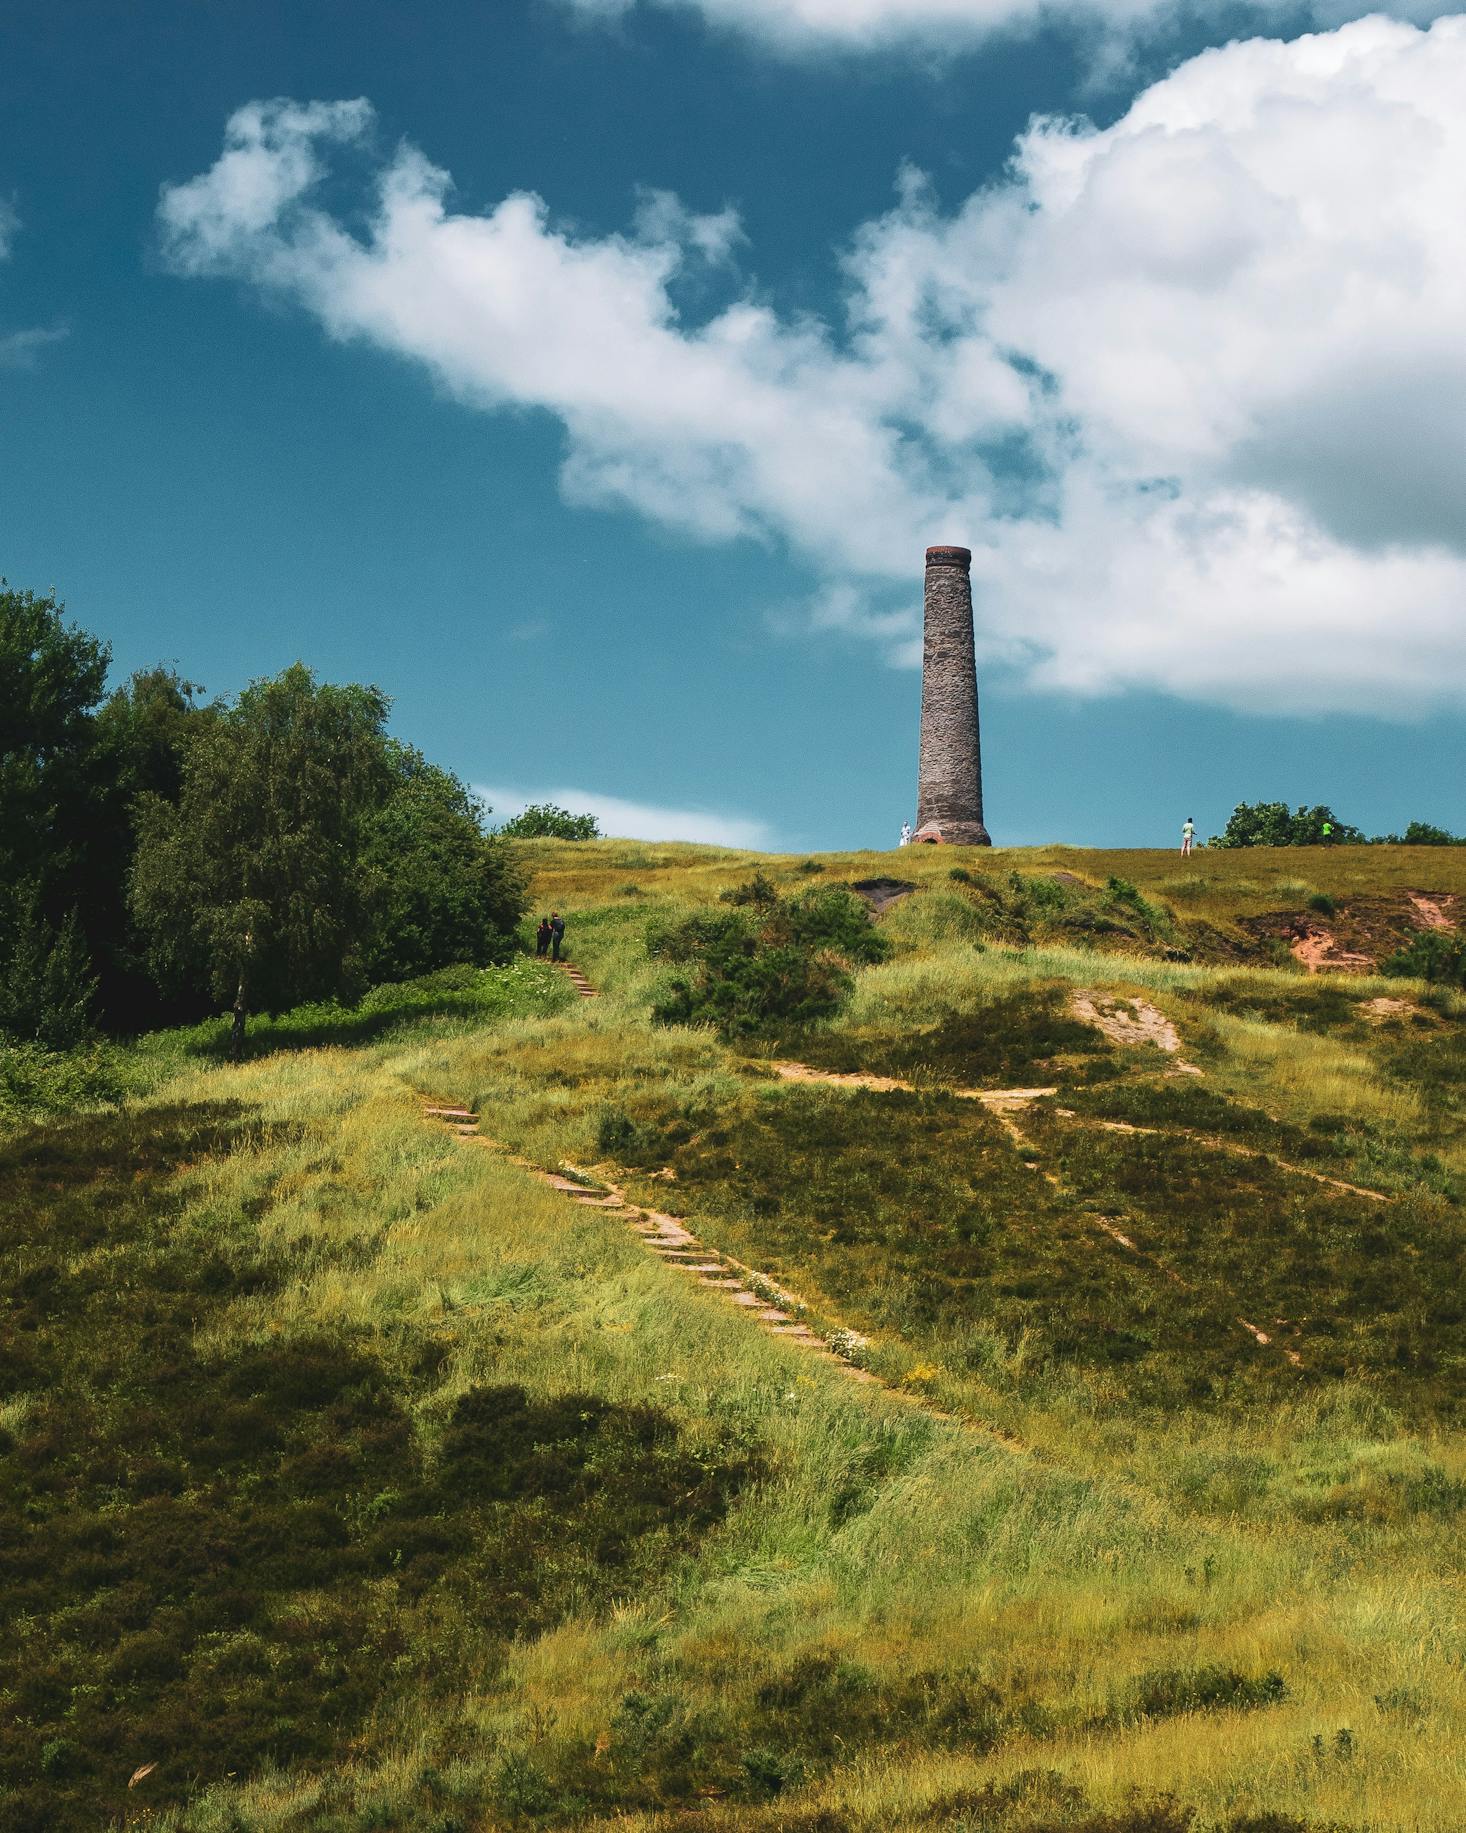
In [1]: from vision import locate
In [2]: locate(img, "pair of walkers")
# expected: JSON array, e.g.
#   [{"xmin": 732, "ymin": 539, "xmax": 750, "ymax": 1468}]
[{"xmin": 535, "ymin": 912, "xmax": 566, "ymax": 961}]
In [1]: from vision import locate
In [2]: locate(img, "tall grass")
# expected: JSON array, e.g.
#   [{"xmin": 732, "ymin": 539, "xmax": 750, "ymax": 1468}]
[{"xmin": 6, "ymin": 845, "xmax": 1464, "ymax": 1830}]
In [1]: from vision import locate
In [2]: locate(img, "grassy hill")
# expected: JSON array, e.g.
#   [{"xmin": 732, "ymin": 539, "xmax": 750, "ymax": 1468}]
[{"xmin": 3, "ymin": 843, "xmax": 1463, "ymax": 1832}]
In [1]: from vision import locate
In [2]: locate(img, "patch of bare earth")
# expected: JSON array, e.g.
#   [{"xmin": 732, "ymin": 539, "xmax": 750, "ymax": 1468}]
[
  {"xmin": 1363, "ymin": 996, "xmax": 1416, "ymax": 1022},
  {"xmin": 1070, "ymin": 992, "xmax": 1203, "ymax": 1074},
  {"xmin": 1289, "ymin": 927, "xmax": 1374, "ymax": 974},
  {"xmin": 1407, "ymin": 891, "xmax": 1458, "ymax": 930}
]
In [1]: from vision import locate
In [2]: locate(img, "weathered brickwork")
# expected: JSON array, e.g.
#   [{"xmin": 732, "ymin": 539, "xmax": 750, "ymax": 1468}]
[{"xmin": 914, "ymin": 545, "xmax": 991, "ymax": 846}]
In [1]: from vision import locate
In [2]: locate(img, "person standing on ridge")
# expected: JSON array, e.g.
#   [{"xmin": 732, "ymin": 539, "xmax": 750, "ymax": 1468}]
[
  {"xmin": 549, "ymin": 911, "xmax": 566, "ymax": 962},
  {"xmin": 1181, "ymin": 817, "xmax": 1196, "ymax": 858},
  {"xmin": 535, "ymin": 916, "xmax": 551, "ymax": 958},
  {"xmin": 900, "ymin": 822, "xmax": 912, "ymax": 847}
]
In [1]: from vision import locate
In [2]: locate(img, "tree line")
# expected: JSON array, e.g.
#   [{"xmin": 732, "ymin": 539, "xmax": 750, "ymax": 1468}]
[
  {"xmin": 1210, "ymin": 803, "xmax": 1463, "ymax": 848},
  {"xmin": 2, "ymin": 586, "xmax": 528, "ymax": 1055}
]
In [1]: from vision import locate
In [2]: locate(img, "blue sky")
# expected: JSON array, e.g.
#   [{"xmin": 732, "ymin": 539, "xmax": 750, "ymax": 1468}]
[{"xmin": 3, "ymin": 0, "xmax": 1465, "ymax": 850}]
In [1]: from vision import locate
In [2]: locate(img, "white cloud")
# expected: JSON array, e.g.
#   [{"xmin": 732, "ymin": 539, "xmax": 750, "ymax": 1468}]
[
  {"xmin": 560, "ymin": 0, "xmax": 1453, "ymax": 53},
  {"xmin": 161, "ymin": 19, "xmax": 1466, "ymax": 715},
  {"xmin": 0, "ymin": 198, "xmax": 66, "ymax": 367},
  {"xmin": 477, "ymin": 786, "xmax": 774, "ymax": 847}
]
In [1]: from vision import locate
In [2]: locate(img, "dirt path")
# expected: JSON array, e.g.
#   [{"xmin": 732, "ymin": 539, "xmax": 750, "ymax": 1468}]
[
  {"xmin": 767, "ymin": 1063, "xmax": 1309, "ymax": 1370},
  {"xmin": 1070, "ymin": 1114, "xmax": 1389, "ymax": 1201}
]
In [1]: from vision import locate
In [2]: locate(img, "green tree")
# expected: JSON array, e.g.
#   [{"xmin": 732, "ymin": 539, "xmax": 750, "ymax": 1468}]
[
  {"xmin": 499, "ymin": 802, "xmax": 601, "ymax": 840},
  {"xmin": 0, "ymin": 584, "xmax": 110, "ymax": 923},
  {"xmin": 360, "ymin": 745, "xmax": 527, "ymax": 983},
  {"xmin": 87, "ymin": 667, "xmax": 218, "ymax": 1028},
  {"xmin": 1393, "ymin": 821, "xmax": 1463, "ymax": 846},
  {"xmin": 130, "ymin": 664, "xmax": 393, "ymax": 1057},
  {"xmin": 1210, "ymin": 802, "xmax": 1364, "ymax": 847}
]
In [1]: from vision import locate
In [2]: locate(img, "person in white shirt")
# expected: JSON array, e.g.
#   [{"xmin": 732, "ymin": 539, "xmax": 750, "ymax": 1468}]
[{"xmin": 1181, "ymin": 817, "xmax": 1196, "ymax": 858}]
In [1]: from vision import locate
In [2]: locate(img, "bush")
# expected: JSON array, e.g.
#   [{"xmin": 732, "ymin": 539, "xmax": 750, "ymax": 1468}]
[
  {"xmin": 499, "ymin": 803, "xmax": 601, "ymax": 840},
  {"xmin": 0, "ymin": 1042, "xmax": 125, "ymax": 1126},
  {"xmin": 649, "ymin": 882, "xmax": 887, "ymax": 1040},
  {"xmin": 1382, "ymin": 930, "xmax": 1466, "ymax": 987}
]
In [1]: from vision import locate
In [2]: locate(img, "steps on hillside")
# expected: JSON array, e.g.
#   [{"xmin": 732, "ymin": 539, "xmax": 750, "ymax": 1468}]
[{"xmin": 554, "ymin": 961, "xmax": 599, "ymax": 999}]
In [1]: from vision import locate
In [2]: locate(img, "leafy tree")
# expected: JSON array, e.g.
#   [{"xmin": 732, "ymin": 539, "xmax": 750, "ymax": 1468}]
[
  {"xmin": 1374, "ymin": 820, "xmax": 1465, "ymax": 846},
  {"xmin": 130, "ymin": 664, "xmax": 393, "ymax": 1057},
  {"xmin": 87, "ymin": 667, "xmax": 217, "ymax": 1028},
  {"xmin": 360, "ymin": 745, "xmax": 527, "ymax": 983},
  {"xmin": 499, "ymin": 802, "xmax": 601, "ymax": 840},
  {"xmin": 1210, "ymin": 802, "xmax": 1364, "ymax": 847},
  {"xmin": 0, "ymin": 585, "xmax": 110, "ymax": 925}
]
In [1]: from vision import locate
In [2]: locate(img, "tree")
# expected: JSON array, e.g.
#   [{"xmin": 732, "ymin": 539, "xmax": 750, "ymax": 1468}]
[
  {"xmin": 130, "ymin": 664, "xmax": 393, "ymax": 1057},
  {"xmin": 1210, "ymin": 802, "xmax": 1364, "ymax": 847},
  {"xmin": 88, "ymin": 667, "xmax": 217, "ymax": 1029},
  {"xmin": 0, "ymin": 585, "xmax": 110, "ymax": 926},
  {"xmin": 499, "ymin": 802, "xmax": 601, "ymax": 840},
  {"xmin": 1376, "ymin": 820, "xmax": 1465, "ymax": 846},
  {"xmin": 359, "ymin": 745, "xmax": 527, "ymax": 983}
]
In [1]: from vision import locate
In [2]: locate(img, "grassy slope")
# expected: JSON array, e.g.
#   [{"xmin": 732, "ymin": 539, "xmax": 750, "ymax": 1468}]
[{"xmin": 4, "ymin": 844, "xmax": 1464, "ymax": 1832}]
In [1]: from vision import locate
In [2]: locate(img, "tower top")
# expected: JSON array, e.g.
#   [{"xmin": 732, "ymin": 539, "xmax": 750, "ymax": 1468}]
[{"xmin": 925, "ymin": 545, "xmax": 972, "ymax": 569}]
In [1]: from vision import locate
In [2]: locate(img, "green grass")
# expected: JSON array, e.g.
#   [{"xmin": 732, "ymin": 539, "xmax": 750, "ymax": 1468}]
[{"xmin": 3, "ymin": 842, "xmax": 1465, "ymax": 1831}]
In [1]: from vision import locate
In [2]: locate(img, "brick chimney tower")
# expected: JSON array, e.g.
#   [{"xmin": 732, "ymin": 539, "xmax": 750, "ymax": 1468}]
[{"xmin": 913, "ymin": 545, "xmax": 991, "ymax": 845}]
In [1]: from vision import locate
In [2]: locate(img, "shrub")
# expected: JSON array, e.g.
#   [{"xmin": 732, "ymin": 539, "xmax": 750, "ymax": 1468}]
[
  {"xmin": 1382, "ymin": 930, "xmax": 1466, "ymax": 987},
  {"xmin": 499, "ymin": 803, "xmax": 600, "ymax": 840},
  {"xmin": 650, "ymin": 883, "xmax": 887, "ymax": 1040},
  {"xmin": 1307, "ymin": 893, "xmax": 1337, "ymax": 916}
]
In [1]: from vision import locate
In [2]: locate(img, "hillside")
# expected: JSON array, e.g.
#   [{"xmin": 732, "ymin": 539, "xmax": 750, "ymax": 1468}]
[{"xmin": 3, "ymin": 844, "xmax": 1463, "ymax": 1833}]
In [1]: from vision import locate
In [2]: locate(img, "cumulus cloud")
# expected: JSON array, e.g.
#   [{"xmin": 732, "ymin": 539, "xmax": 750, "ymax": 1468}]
[
  {"xmin": 478, "ymin": 786, "xmax": 773, "ymax": 847},
  {"xmin": 161, "ymin": 18, "xmax": 1466, "ymax": 714},
  {"xmin": 561, "ymin": 0, "xmax": 1453, "ymax": 53}
]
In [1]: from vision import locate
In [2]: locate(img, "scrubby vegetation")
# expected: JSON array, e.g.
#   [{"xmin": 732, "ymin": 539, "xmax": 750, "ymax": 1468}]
[
  {"xmin": 3, "ymin": 832, "xmax": 1465, "ymax": 1831},
  {"xmin": 498, "ymin": 803, "xmax": 602, "ymax": 840}
]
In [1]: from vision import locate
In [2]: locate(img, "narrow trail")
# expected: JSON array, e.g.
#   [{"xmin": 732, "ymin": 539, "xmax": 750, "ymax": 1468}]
[
  {"xmin": 768, "ymin": 1061, "xmax": 1311, "ymax": 1370},
  {"xmin": 1066, "ymin": 1113, "xmax": 1390, "ymax": 1201}
]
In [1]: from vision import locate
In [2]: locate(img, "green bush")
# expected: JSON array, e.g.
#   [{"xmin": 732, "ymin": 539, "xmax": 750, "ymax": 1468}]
[
  {"xmin": 649, "ymin": 881, "xmax": 887, "ymax": 1040},
  {"xmin": 1381, "ymin": 930, "xmax": 1466, "ymax": 987},
  {"xmin": 499, "ymin": 803, "xmax": 601, "ymax": 840},
  {"xmin": 0, "ymin": 1042, "xmax": 124, "ymax": 1126}
]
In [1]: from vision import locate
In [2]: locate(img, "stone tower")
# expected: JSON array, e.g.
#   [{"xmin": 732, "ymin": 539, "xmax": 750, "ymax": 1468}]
[{"xmin": 914, "ymin": 545, "xmax": 991, "ymax": 846}]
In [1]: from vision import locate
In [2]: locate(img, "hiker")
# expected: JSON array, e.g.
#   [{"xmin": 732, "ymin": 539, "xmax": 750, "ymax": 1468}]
[
  {"xmin": 899, "ymin": 821, "xmax": 912, "ymax": 847},
  {"xmin": 549, "ymin": 911, "xmax": 566, "ymax": 962},
  {"xmin": 535, "ymin": 916, "xmax": 551, "ymax": 958},
  {"xmin": 1181, "ymin": 816, "xmax": 1195, "ymax": 858},
  {"xmin": 1321, "ymin": 820, "xmax": 1334, "ymax": 846}
]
